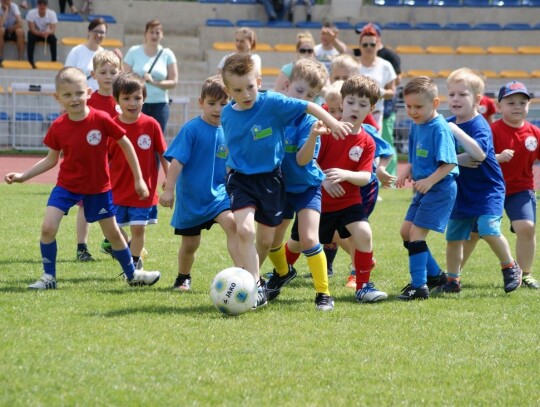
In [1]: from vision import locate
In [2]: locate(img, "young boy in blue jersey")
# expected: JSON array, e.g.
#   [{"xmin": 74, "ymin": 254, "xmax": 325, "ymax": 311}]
[
  {"xmin": 263, "ymin": 59, "xmax": 335, "ymax": 311},
  {"xmin": 220, "ymin": 53, "xmax": 352, "ymax": 309},
  {"xmin": 160, "ymin": 75, "xmax": 242, "ymax": 292},
  {"xmin": 396, "ymin": 76, "xmax": 459, "ymax": 300},
  {"xmin": 436, "ymin": 68, "xmax": 522, "ymax": 294}
]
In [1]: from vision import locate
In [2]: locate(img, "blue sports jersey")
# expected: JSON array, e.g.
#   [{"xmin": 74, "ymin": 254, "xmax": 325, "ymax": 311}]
[
  {"xmin": 408, "ymin": 114, "xmax": 459, "ymax": 181},
  {"xmin": 221, "ymin": 91, "xmax": 309, "ymax": 175},
  {"xmin": 281, "ymin": 113, "xmax": 325, "ymax": 194},
  {"xmin": 447, "ymin": 114, "xmax": 505, "ymax": 218},
  {"xmin": 164, "ymin": 116, "xmax": 230, "ymax": 229},
  {"xmin": 364, "ymin": 124, "xmax": 394, "ymax": 183}
]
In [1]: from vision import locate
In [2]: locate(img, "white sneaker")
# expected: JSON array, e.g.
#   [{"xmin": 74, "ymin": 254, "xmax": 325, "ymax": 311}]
[
  {"xmin": 127, "ymin": 259, "xmax": 160, "ymax": 286},
  {"xmin": 355, "ymin": 282, "xmax": 388, "ymax": 303},
  {"xmin": 28, "ymin": 273, "xmax": 57, "ymax": 290}
]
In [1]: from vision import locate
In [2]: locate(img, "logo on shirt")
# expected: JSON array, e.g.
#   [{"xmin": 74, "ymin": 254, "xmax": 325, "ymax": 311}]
[
  {"xmin": 416, "ymin": 142, "xmax": 428, "ymax": 158},
  {"xmin": 525, "ymin": 135, "xmax": 538, "ymax": 152},
  {"xmin": 216, "ymin": 144, "xmax": 228, "ymax": 159},
  {"xmin": 349, "ymin": 146, "xmax": 364, "ymax": 162},
  {"xmin": 137, "ymin": 134, "xmax": 152, "ymax": 150},
  {"xmin": 87, "ymin": 130, "xmax": 102, "ymax": 146},
  {"xmin": 115, "ymin": 104, "xmax": 123, "ymax": 114},
  {"xmin": 284, "ymin": 137, "xmax": 298, "ymax": 153},
  {"xmin": 252, "ymin": 125, "xmax": 272, "ymax": 140}
]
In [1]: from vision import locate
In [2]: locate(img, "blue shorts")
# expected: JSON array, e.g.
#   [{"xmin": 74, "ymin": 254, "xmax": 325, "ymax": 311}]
[
  {"xmin": 283, "ymin": 186, "xmax": 322, "ymax": 220},
  {"xmin": 318, "ymin": 204, "xmax": 367, "ymax": 244},
  {"xmin": 115, "ymin": 205, "xmax": 158, "ymax": 227},
  {"xmin": 404, "ymin": 178, "xmax": 457, "ymax": 233},
  {"xmin": 446, "ymin": 215, "xmax": 502, "ymax": 241},
  {"xmin": 360, "ymin": 179, "xmax": 379, "ymax": 219},
  {"xmin": 505, "ymin": 190, "xmax": 536, "ymax": 224},
  {"xmin": 226, "ymin": 167, "xmax": 285, "ymax": 227},
  {"xmin": 47, "ymin": 186, "xmax": 116, "ymax": 223}
]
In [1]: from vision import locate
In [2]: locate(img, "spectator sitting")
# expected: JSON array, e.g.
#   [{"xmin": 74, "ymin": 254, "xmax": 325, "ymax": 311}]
[
  {"xmin": 26, "ymin": 0, "xmax": 57, "ymax": 68},
  {"xmin": 259, "ymin": 0, "xmax": 312, "ymax": 22},
  {"xmin": 0, "ymin": 0, "xmax": 25, "ymax": 64},
  {"xmin": 273, "ymin": 31, "xmax": 316, "ymax": 93},
  {"xmin": 314, "ymin": 23, "xmax": 347, "ymax": 73}
]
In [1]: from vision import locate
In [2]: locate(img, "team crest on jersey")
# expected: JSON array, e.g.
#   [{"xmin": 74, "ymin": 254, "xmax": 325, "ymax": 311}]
[
  {"xmin": 416, "ymin": 142, "xmax": 428, "ymax": 158},
  {"xmin": 284, "ymin": 137, "xmax": 298, "ymax": 153},
  {"xmin": 87, "ymin": 130, "xmax": 102, "ymax": 146},
  {"xmin": 349, "ymin": 146, "xmax": 364, "ymax": 162},
  {"xmin": 115, "ymin": 104, "xmax": 123, "ymax": 114},
  {"xmin": 525, "ymin": 135, "xmax": 538, "ymax": 152},
  {"xmin": 252, "ymin": 125, "xmax": 272, "ymax": 140},
  {"xmin": 137, "ymin": 134, "xmax": 152, "ymax": 150},
  {"xmin": 216, "ymin": 144, "xmax": 228, "ymax": 159}
]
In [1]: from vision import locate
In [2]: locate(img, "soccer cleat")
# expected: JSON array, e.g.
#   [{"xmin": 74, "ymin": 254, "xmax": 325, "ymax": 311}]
[
  {"xmin": 355, "ymin": 282, "xmax": 388, "ymax": 303},
  {"xmin": 427, "ymin": 271, "xmax": 447, "ymax": 289},
  {"xmin": 253, "ymin": 279, "xmax": 268, "ymax": 309},
  {"xmin": 173, "ymin": 274, "xmax": 191, "ymax": 292},
  {"xmin": 76, "ymin": 248, "xmax": 94, "ymax": 262},
  {"xmin": 397, "ymin": 284, "xmax": 429, "ymax": 301},
  {"xmin": 127, "ymin": 259, "xmax": 160, "ymax": 286},
  {"xmin": 501, "ymin": 262, "xmax": 522, "ymax": 293},
  {"xmin": 345, "ymin": 274, "xmax": 356, "ymax": 288},
  {"xmin": 522, "ymin": 274, "xmax": 540, "ymax": 289},
  {"xmin": 28, "ymin": 273, "xmax": 57, "ymax": 290},
  {"xmin": 100, "ymin": 239, "xmax": 115, "ymax": 258},
  {"xmin": 265, "ymin": 266, "xmax": 297, "ymax": 301},
  {"xmin": 432, "ymin": 280, "xmax": 462, "ymax": 294},
  {"xmin": 315, "ymin": 293, "xmax": 334, "ymax": 311}
]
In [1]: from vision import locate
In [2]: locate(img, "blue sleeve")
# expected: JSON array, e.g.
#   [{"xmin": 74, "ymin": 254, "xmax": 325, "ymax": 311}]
[
  {"xmin": 364, "ymin": 124, "xmax": 393, "ymax": 158},
  {"xmin": 164, "ymin": 120, "xmax": 195, "ymax": 165}
]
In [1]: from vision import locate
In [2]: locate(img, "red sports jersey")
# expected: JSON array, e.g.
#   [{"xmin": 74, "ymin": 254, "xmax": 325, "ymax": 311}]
[
  {"xmin": 491, "ymin": 119, "xmax": 540, "ymax": 195},
  {"xmin": 109, "ymin": 113, "xmax": 167, "ymax": 207},
  {"xmin": 317, "ymin": 127, "xmax": 375, "ymax": 212},
  {"xmin": 322, "ymin": 103, "xmax": 380, "ymax": 131},
  {"xmin": 43, "ymin": 108, "xmax": 126, "ymax": 194},
  {"xmin": 479, "ymin": 95, "xmax": 496, "ymax": 122},
  {"xmin": 88, "ymin": 91, "xmax": 120, "ymax": 118}
]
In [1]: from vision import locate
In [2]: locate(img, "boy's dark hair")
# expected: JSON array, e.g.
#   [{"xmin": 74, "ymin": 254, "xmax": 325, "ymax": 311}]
[
  {"xmin": 340, "ymin": 74, "xmax": 380, "ymax": 106},
  {"xmin": 221, "ymin": 53, "xmax": 256, "ymax": 86},
  {"xmin": 403, "ymin": 76, "xmax": 438, "ymax": 101},
  {"xmin": 88, "ymin": 18, "xmax": 107, "ymax": 32},
  {"xmin": 289, "ymin": 59, "xmax": 328, "ymax": 94},
  {"xmin": 201, "ymin": 75, "xmax": 228, "ymax": 101},
  {"xmin": 113, "ymin": 72, "xmax": 147, "ymax": 101}
]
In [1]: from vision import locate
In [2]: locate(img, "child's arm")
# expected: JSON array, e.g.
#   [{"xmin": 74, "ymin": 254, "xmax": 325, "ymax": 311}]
[
  {"xmin": 306, "ymin": 102, "xmax": 353, "ymax": 140},
  {"xmin": 159, "ymin": 154, "xmax": 170, "ymax": 189},
  {"xmin": 496, "ymin": 149, "xmax": 514, "ymax": 163},
  {"xmin": 323, "ymin": 167, "xmax": 372, "ymax": 188},
  {"xmin": 414, "ymin": 163, "xmax": 456, "ymax": 194},
  {"xmin": 160, "ymin": 159, "xmax": 183, "ymax": 208},
  {"xmin": 116, "ymin": 136, "xmax": 150, "ymax": 199},
  {"xmin": 296, "ymin": 121, "xmax": 327, "ymax": 166},
  {"xmin": 4, "ymin": 149, "xmax": 60, "ymax": 184},
  {"xmin": 395, "ymin": 163, "xmax": 412, "ymax": 188},
  {"xmin": 376, "ymin": 156, "xmax": 397, "ymax": 188},
  {"xmin": 448, "ymin": 122, "xmax": 486, "ymax": 162}
]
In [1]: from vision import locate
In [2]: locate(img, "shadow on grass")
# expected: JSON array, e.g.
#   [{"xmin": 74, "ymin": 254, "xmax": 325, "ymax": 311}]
[
  {"xmin": 0, "ymin": 258, "xmax": 75, "ymax": 265},
  {"xmin": 89, "ymin": 304, "xmax": 217, "ymax": 317}
]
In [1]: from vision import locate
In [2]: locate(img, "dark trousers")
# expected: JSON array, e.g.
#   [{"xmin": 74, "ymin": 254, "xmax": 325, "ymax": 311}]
[
  {"xmin": 58, "ymin": 0, "xmax": 74, "ymax": 13},
  {"xmin": 27, "ymin": 31, "xmax": 57, "ymax": 65}
]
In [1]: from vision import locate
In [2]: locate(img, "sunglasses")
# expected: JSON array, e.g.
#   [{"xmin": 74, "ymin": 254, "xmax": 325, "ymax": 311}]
[
  {"xmin": 298, "ymin": 48, "xmax": 314, "ymax": 54},
  {"xmin": 361, "ymin": 43, "xmax": 377, "ymax": 48},
  {"xmin": 92, "ymin": 30, "xmax": 106, "ymax": 35}
]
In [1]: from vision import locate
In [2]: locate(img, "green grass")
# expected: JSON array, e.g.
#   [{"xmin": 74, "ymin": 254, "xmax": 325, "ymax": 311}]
[{"xmin": 1, "ymin": 184, "xmax": 539, "ymax": 406}]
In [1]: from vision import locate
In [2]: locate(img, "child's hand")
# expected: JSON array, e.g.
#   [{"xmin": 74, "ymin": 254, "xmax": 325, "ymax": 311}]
[
  {"xmin": 498, "ymin": 149, "xmax": 514, "ymax": 163},
  {"xmin": 322, "ymin": 179, "xmax": 345, "ymax": 198},
  {"xmin": 4, "ymin": 172, "xmax": 24, "ymax": 184},
  {"xmin": 310, "ymin": 120, "xmax": 330, "ymax": 137},
  {"xmin": 324, "ymin": 167, "xmax": 347, "ymax": 184},
  {"xmin": 376, "ymin": 167, "xmax": 396, "ymax": 188},
  {"xmin": 329, "ymin": 120, "xmax": 353, "ymax": 140},
  {"xmin": 134, "ymin": 179, "xmax": 150, "ymax": 199},
  {"xmin": 395, "ymin": 165, "xmax": 411, "ymax": 188},
  {"xmin": 412, "ymin": 178, "xmax": 433, "ymax": 194},
  {"xmin": 159, "ymin": 190, "xmax": 175, "ymax": 208},
  {"xmin": 457, "ymin": 154, "xmax": 482, "ymax": 168}
]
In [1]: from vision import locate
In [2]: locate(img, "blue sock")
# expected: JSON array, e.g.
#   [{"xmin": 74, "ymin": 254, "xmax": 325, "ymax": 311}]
[
  {"xmin": 113, "ymin": 247, "xmax": 135, "ymax": 280},
  {"xmin": 408, "ymin": 240, "xmax": 428, "ymax": 288},
  {"xmin": 426, "ymin": 248, "xmax": 441, "ymax": 277},
  {"xmin": 40, "ymin": 240, "xmax": 57, "ymax": 277}
]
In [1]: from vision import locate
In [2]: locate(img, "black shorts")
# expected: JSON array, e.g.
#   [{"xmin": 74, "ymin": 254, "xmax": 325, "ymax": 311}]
[
  {"xmin": 175, "ymin": 219, "xmax": 217, "ymax": 237},
  {"xmin": 3, "ymin": 30, "xmax": 18, "ymax": 42},
  {"xmin": 226, "ymin": 167, "xmax": 285, "ymax": 227},
  {"xmin": 318, "ymin": 204, "xmax": 367, "ymax": 244}
]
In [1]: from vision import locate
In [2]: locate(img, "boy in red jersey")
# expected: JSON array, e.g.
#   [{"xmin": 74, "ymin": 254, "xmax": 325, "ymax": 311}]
[
  {"xmin": 109, "ymin": 72, "xmax": 168, "ymax": 268},
  {"xmin": 317, "ymin": 74, "xmax": 388, "ymax": 303},
  {"xmin": 4, "ymin": 67, "xmax": 160, "ymax": 289}
]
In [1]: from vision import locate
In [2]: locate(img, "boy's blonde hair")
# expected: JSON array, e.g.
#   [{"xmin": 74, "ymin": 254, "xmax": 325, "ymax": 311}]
[
  {"xmin": 201, "ymin": 74, "xmax": 228, "ymax": 101},
  {"xmin": 403, "ymin": 76, "xmax": 439, "ymax": 101},
  {"xmin": 295, "ymin": 31, "xmax": 315, "ymax": 50},
  {"xmin": 236, "ymin": 27, "xmax": 257, "ymax": 51},
  {"xmin": 113, "ymin": 72, "xmax": 146, "ymax": 101},
  {"xmin": 325, "ymin": 80, "xmax": 344, "ymax": 104},
  {"xmin": 92, "ymin": 49, "xmax": 122, "ymax": 71},
  {"xmin": 221, "ymin": 53, "xmax": 256, "ymax": 86},
  {"xmin": 55, "ymin": 66, "xmax": 87, "ymax": 89},
  {"xmin": 330, "ymin": 54, "xmax": 359, "ymax": 79},
  {"xmin": 289, "ymin": 59, "xmax": 328, "ymax": 94},
  {"xmin": 447, "ymin": 68, "xmax": 485, "ymax": 96},
  {"xmin": 341, "ymin": 75, "xmax": 380, "ymax": 106}
]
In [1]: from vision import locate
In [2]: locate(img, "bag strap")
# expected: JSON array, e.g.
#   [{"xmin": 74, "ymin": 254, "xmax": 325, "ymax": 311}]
[{"xmin": 147, "ymin": 48, "xmax": 164, "ymax": 74}]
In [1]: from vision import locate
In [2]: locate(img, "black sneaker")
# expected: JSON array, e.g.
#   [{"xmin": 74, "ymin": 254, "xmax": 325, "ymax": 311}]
[
  {"xmin": 522, "ymin": 274, "xmax": 540, "ymax": 289},
  {"xmin": 427, "ymin": 271, "xmax": 447, "ymax": 289},
  {"xmin": 315, "ymin": 293, "xmax": 334, "ymax": 311},
  {"xmin": 432, "ymin": 280, "xmax": 462, "ymax": 294},
  {"xmin": 502, "ymin": 262, "xmax": 522, "ymax": 293},
  {"xmin": 76, "ymin": 248, "xmax": 94, "ymax": 262},
  {"xmin": 265, "ymin": 266, "xmax": 297, "ymax": 301},
  {"xmin": 253, "ymin": 279, "xmax": 268, "ymax": 309},
  {"xmin": 173, "ymin": 274, "xmax": 191, "ymax": 292},
  {"xmin": 397, "ymin": 284, "xmax": 429, "ymax": 301}
]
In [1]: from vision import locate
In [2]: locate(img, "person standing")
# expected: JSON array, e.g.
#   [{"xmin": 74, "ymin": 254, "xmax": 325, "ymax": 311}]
[
  {"xmin": 0, "ymin": 0, "xmax": 25, "ymax": 64},
  {"xmin": 26, "ymin": 0, "xmax": 57, "ymax": 68}
]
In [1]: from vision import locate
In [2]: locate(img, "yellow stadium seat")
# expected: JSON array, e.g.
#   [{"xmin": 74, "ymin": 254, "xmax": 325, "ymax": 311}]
[
  {"xmin": 34, "ymin": 61, "xmax": 64, "ymax": 70},
  {"xmin": 255, "ymin": 43, "xmax": 274, "ymax": 52},
  {"xmin": 395, "ymin": 45, "xmax": 425, "ymax": 54},
  {"xmin": 531, "ymin": 70, "xmax": 540, "ymax": 78},
  {"xmin": 456, "ymin": 46, "xmax": 486, "ymax": 54},
  {"xmin": 102, "ymin": 39, "xmax": 123, "ymax": 48},
  {"xmin": 61, "ymin": 37, "xmax": 123, "ymax": 48},
  {"xmin": 261, "ymin": 67, "xmax": 281, "ymax": 76},
  {"xmin": 486, "ymin": 46, "xmax": 517, "ymax": 54},
  {"xmin": 481, "ymin": 70, "xmax": 500, "ymax": 78},
  {"xmin": 438, "ymin": 70, "xmax": 453, "ymax": 78},
  {"xmin": 274, "ymin": 44, "xmax": 296, "ymax": 52},
  {"xmin": 213, "ymin": 42, "xmax": 236, "ymax": 51},
  {"xmin": 516, "ymin": 46, "xmax": 540, "ymax": 54},
  {"xmin": 499, "ymin": 70, "xmax": 531, "ymax": 79},
  {"xmin": 425, "ymin": 45, "xmax": 455, "ymax": 54},
  {"xmin": 2, "ymin": 60, "xmax": 33, "ymax": 69},
  {"xmin": 406, "ymin": 69, "xmax": 436, "ymax": 77}
]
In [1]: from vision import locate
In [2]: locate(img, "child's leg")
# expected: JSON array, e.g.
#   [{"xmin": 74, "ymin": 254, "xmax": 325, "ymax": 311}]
[
  {"xmin": 512, "ymin": 220, "xmax": 535, "ymax": 275},
  {"xmin": 347, "ymin": 220, "xmax": 373, "ymax": 289},
  {"xmin": 297, "ymin": 209, "xmax": 328, "ymax": 295},
  {"xmin": 40, "ymin": 206, "xmax": 65, "ymax": 277},
  {"xmin": 177, "ymin": 235, "xmax": 200, "ymax": 276},
  {"xmin": 285, "ymin": 238, "xmax": 301, "ymax": 265},
  {"xmin": 215, "ymin": 210, "xmax": 242, "ymax": 267},
  {"xmin": 255, "ymin": 222, "xmax": 276, "ymax": 269},
  {"xmin": 446, "ymin": 240, "xmax": 464, "ymax": 281},
  {"xmin": 76, "ymin": 204, "xmax": 90, "ymax": 247},
  {"xmin": 129, "ymin": 224, "xmax": 145, "ymax": 261},
  {"xmin": 267, "ymin": 219, "xmax": 292, "ymax": 277},
  {"xmin": 461, "ymin": 232, "xmax": 480, "ymax": 270},
  {"xmin": 407, "ymin": 224, "xmax": 431, "ymax": 288},
  {"xmin": 232, "ymin": 207, "xmax": 260, "ymax": 281},
  {"xmin": 98, "ymin": 216, "xmax": 134, "ymax": 279}
]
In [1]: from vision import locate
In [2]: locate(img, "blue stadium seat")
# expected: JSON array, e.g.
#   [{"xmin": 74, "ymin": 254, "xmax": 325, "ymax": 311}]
[
  {"xmin": 57, "ymin": 13, "xmax": 84, "ymax": 22},
  {"xmin": 503, "ymin": 23, "xmax": 533, "ymax": 29},
  {"xmin": 530, "ymin": 119, "xmax": 540, "ymax": 127},
  {"xmin": 433, "ymin": 0, "xmax": 462, "ymax": 5},
  {"xmin": 492, "ymin": 0, "xmax": 521, "ymax": 5},
  {"xmin": 267, "ymin": 20, "xmax": 294, "ymax": 28},
  {"xmin": 333, "ymin": 21, "xmax": 354, "ymax": 30},
  {"xmin": 444, "ymin": 22, "xmax": 473, "ymax": 30},
  {"xmin": 199, "ymin": 0, "xmax": 227, "ymax": 2},
  {"xmin": 15, "ymin": 112, "xmax": 44, "ymax": 122},
  {"xmin": 295, "ymin": 21, "xmax": 323, "ymax": 29},
  {"xmin": 463, "ymin": 0, "xmax": 491, "ymax": 5},
  {"xmin": 88, "ymin": 14, "xmax": 117, "ymax": 24},
  {"xmin": 473, "ymin": 22, "xmax": 502, "ymax": 30},
  {"xmin": 46, "ymin": 113, "xmax": 60, "ymax": 122},
  {"xmin": 206, "ymin": 19, "xmax": 234, "ymax": 27},
  {"xmin": 373, "ymin": 0, "xmax": 403, "ymax": 5},
  {"xmin": 415, "ymin": 22, "xmax": 442, "ymax": 29},
  {"xmin": 228, "ymin": 0, "xmax": 257, "ymax": 3},
  {"xmin": 383, "ymin": 22, "xmax": 413, "ymax": 29},
  {"xmin": 523, "ymin": 0, "xmax": 540, "ymax": 4},
  {"xmin": 403, "ymin": 0, "xmax": 432, "ymax": 5},
  {"xmin": 0, "ymin": 112, "xmax": 9, "ymax": 121},
  {"xmin": 236, "ymin": 19, "xmax": 265, "ymax": 27}
]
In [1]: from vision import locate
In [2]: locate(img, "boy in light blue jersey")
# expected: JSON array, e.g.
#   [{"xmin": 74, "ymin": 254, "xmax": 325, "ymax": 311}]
[
  {"xmin": 160, "ymin": 75, "xmax": 242, "ymax": 292},
  {"xmin": 220, "ymin": 53, "xmax": 352, "ymax": 309}
]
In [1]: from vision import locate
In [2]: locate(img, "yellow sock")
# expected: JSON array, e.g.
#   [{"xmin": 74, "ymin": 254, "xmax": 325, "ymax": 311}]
[
  {"xmin": 306, "ymin": 248, "xmax": 330, "ymax": 295},
  {"xmin": 268, "ymin": 244, "xmax": 289, "ymax": 277}
]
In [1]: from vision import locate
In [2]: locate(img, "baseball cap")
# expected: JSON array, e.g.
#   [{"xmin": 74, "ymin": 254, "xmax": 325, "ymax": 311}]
[
  {"xmin": 497, "ymin": 81, "xmax": 531, "ymax": 102},
  {"xmin": 355, "ymin": 23, "xmax": 381, "ymax": 37}
]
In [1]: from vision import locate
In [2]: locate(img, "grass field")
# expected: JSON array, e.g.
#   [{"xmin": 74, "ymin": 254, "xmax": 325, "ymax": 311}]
[{"xmin": 1, "ymin": 183, "xmax": 539, "ymax": 406}]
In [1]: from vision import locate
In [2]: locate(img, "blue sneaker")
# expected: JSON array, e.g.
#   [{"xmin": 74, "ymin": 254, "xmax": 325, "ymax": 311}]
[{"xmin": 355, "ymin": 282, "xmax": 388, "ymax": 303}]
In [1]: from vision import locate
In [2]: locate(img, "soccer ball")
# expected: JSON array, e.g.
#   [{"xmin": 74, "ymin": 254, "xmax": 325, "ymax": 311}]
[{"xmin": 210, "ymin": 267, "xmax": 258, "ymax": 316}]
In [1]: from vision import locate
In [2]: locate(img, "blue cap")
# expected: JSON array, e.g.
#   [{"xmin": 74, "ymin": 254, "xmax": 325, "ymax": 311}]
[{"xmin": 497, "ymin": 81, "xmax": 531, "ymax": 102}]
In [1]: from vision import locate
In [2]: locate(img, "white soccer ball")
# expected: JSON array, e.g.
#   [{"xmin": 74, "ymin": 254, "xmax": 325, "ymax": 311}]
[{"xmin": 210, "ymin": 267, "xmax": 258, "ymax": 316}]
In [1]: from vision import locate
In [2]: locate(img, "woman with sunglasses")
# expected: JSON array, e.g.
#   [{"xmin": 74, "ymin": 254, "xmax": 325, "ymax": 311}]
[{"xmin": 273, "ymin": 31, "xmax": 316, "ymax": 93}]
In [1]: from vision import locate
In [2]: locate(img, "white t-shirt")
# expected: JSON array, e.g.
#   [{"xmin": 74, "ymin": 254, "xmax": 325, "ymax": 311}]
[
  {"xmin": 218, "ymin": 53, "xmax": 261, "ymax": 76},
  {"xmin": 314, "ymin": 43, "xmax": 339, "ymax": 73},
  {"xmin": 26, "ymin": 8, "xmax": 58, "ymax": 32},
  {"xmin": 359, "ymin": 57, "xmax": 397, "ymax": 127},
  {"xmin": 0, "ymin": 3, "xmax": 20, "ymax": 28},
  {"xmin": 65, "ymin": 44, "xmax": 103, "ymax": 91}
]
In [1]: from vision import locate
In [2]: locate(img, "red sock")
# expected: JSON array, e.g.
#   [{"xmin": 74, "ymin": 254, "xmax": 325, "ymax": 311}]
[
  {"xmin": 354, "ymin": 249, "xmax": 373, "ymax": 291},
  {"xmin": 285, "ymin": 242, "xmax": 301, "ymax": 265}
]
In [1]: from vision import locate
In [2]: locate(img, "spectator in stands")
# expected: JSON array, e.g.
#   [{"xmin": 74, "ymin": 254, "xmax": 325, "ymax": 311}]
[
  {"xmin": 65, "ymin": 17, "xmax": 108, "ymax": 91},
  {"xmin": 58, "ymin": 0, "xmax": 77, "ymax": 13},
  {"xmin": 217, "ymin": 27, "xmax": 261, "ymax": 76},
  {"xmin": 314, "ymin": 23, "xmax": 347, "ymax": 73},
  {"xmin": 273, "ymin": 31, "xmax": 316, "ymax": 93},
  {"xmin": 26, "ymin": 0, "xmax": 57, "ymax": 68},
  {"xmin": 259, "ymin": 0, "xmax": 312, "ymax": 22},
  {"xmin": 0, "ymin": 0, "xmax": 25, "ymax": 64},
  {"xmin": 124, "ymin": 19, "xmax": 178, "ymax": 134}
]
